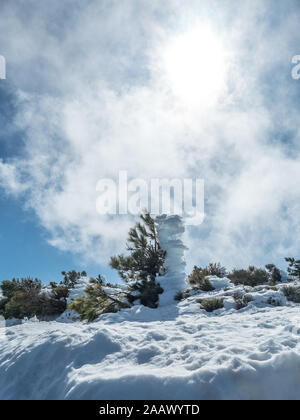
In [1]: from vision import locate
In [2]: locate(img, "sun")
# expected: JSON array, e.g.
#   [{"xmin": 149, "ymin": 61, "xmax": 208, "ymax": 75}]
[{"xmin": 159, "ymin": 25, "xmax": 228, "ymax": 108}]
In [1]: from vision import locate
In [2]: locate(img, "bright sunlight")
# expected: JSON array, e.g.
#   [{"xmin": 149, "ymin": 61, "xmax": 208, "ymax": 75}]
[{"xmin": 160, "ymin": 25, "xmax": 229, "ymax": 107}]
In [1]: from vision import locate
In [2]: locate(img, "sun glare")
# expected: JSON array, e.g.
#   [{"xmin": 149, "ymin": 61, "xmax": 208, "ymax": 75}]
[{"xmin": 161, "ymin": 25, "xmax": 228, "ymax": 107}]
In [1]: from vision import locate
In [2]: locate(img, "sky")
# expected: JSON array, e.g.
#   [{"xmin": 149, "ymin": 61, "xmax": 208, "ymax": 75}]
[{"xmin": 1, "ymin": 0, "xmax": 300, "ymax": 283}]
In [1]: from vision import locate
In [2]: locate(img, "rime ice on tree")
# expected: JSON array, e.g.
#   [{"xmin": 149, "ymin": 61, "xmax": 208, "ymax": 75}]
[{"xmin": 156, "ymin": 215, "xmax": 187, "ymax": 305}]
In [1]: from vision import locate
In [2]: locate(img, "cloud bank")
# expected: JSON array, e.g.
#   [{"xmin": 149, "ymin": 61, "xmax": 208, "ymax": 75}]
[{"xmin": 1, "ymin": 0, "xmax": 300, "ymax": 271}]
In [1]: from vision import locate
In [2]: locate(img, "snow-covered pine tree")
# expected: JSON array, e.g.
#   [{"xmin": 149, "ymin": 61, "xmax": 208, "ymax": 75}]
[
  {"xmin": 155, "ymin": 214, "xmax": 187, "ymax": 305},
  {"xmin": 68, "ymin": 275, "xmax": 129, "ymax": 322},
  {"xmin": 285, "ymin": 258, "xmax": 300, "ymax": 280},
  {"xmin": 265, "ymin": 264, "xmax": 282, "ymax": 285}
]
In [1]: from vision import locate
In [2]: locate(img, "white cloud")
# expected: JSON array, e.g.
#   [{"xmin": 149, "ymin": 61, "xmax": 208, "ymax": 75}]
[
  {"xmin": 1, "ymin": 0, "xmax": 300, "ymax": 270},
  {"xmin": 0, "ymin": 159, "xmax": 26, "ymax": 195}
]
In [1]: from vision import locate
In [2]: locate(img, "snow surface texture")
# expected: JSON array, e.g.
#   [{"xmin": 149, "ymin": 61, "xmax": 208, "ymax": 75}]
[
  {"xmin": 156, "ymin": 215, "xmax": 187, "ymax": 305},
  {"xmin": 0, "ymin": 278, "xmax": 300, "ymax": 400}
]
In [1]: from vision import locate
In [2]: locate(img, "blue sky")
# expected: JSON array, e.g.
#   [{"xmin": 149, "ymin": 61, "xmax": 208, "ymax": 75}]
[
  {"xmin": 0, "ymin": 194, "xmax": 119, "ymax": 283},
  {"xmin": 1, "ymin": 0, "xmax": 300, "ymax": 284}
]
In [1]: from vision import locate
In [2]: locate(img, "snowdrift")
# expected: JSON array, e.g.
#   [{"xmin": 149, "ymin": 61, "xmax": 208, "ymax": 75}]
[{"xmin": 0, "ymin": 279, "xmax": 300, "ymax": 400}]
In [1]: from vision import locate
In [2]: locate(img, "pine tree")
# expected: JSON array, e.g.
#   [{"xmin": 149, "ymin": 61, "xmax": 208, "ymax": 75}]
[
  {"xmin": 0, "ymin": 277, "xmax": 68, "ymax": 320},
  {"xmin": 110, "ymin": 210, "xmax": 166, "ymax": 308},
  {"xmin": 68, "ymin": 275, "xmax": 129, "ymax": 322},
  {"xmin": 61, "ymin": 270, "xmax": 81, "ymax": 288},
  {"xmin": 187, "ymin": 266, "xmax": 215, "ymax": 291},
  {"xmin": 265, "ymin": 264, "xmax": 282, "ymax": 285},
  {"xmin": 285, "ymin": 258, "xmax": 300, "ymax": 280}
]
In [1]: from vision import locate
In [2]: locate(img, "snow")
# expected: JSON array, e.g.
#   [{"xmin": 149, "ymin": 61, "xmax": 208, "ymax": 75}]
[
  {"xmin": 0, "ymin": 278, "xmax": 300, "ymax": 400},
  {"xmin": 156, "ymin": 215, "xmax": 187, "ymax": 305},
  {"xmin": 209, "ymin": 276, "xmax": 231, "ymax": 290}
]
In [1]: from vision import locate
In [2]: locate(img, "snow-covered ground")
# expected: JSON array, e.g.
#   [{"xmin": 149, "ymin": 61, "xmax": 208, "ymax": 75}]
[{"xmin": 0, "ymin": 278, "xmax": 299, "ymax": 400}]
